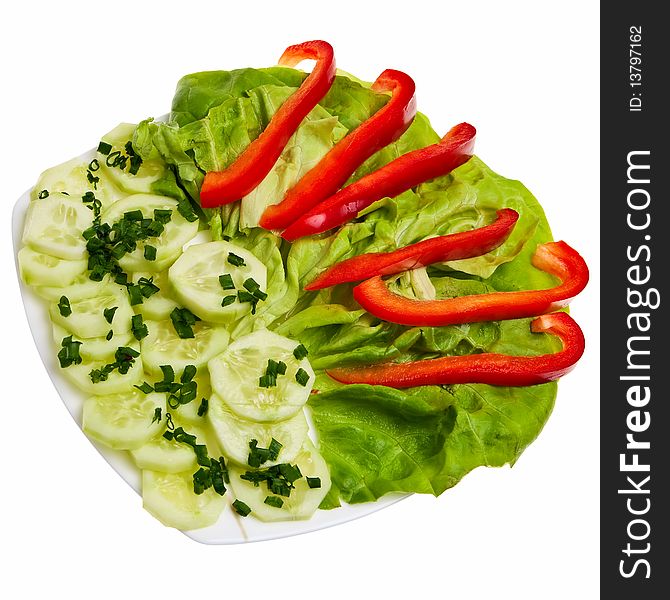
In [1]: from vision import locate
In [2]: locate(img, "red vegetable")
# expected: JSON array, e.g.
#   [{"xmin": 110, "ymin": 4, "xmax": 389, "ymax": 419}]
[
  {"xmin": 326, "ymin": 312, "xmax": 585, "ymax": 387},
  {"xmin": 260, "ymin": 69, "xmax": 417, "ymax": 231},
  {"xmin": 199, "ymin": 40, "xmax": 337, "ymax": 208},
  {"xmin": 305, "ymin": 208, "xmax": 519, "ymax": 291},
  {"xmin": 281, "ymin": 122, "xmax": 476, "ymax": 241},
  {"xmin": 352, "ymin": 240, "xmax": 589, "ymax": 326}
]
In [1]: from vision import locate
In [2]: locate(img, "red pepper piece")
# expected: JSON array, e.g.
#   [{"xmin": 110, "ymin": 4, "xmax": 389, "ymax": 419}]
[
  {"xmin": 352, "ymin": 240, "xmax": 589, "ymax": 326},
  {"xmin": 305, "ymin": 208, "xmax": 519, "ymax": 291},
  {"xmin": 281, "ymin": 122, "xmax": 476, "ymax": 241},
  {"xmin": 326, "ymin": 312, "xmax": 585, "ymax": 387},
  {"xmin": 200, "ymin": 40, "xmax": 337, "ymax": 208},
  {"xmin": 260, "ymin": 69, "xmax": 417, "ymax": 231}
]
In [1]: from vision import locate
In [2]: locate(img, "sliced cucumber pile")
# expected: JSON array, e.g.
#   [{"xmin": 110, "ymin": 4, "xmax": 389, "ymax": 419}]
[
  {"xmin": 208, "ymin": 329, "xmax": 315, "ymax": 422},
  {"xmin": 19, "ymin": 123, "xmax": 333, "ymax": 530},
  {"xmin": 208, "ymin": 392, "xmax": 309, "ymax": 466},
  {"xmin": 228, "ymin": 440, "xmax": 331, "ymax": 522},
  {"xmin": 101, "ymin": 194, "xmax": 199, "ymax": 272},
  {"xmin": 142, "ymin": 470, "xmax": 225, "ymax": 531},
  {"xmin": 139, "ymin": 319, "xmax": 230, "ymax": 375},
  {"xmin": 169, "ymin": 240, "xmax": 267, "ymax": 324}
]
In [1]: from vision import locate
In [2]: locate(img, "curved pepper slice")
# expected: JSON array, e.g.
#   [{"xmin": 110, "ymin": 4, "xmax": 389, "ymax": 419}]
[
  {"xmin": 281, "ymin": 122, "xmax": 476, "ymax": 241},
  {"xmin": 326, "ymin": 312, "xmax": 585, "ymax": 387},
  {"xmin": 352, "ymin": 240, "xmax": 589, "ymax": 326},
  {"xmin": 305, "ymin": 208, "xmax": 518, "ymax": 291},
  {"xmin": 260, "ymin": 69, "xmax": 417, "ymax": 230},
  {"xmin": 200, "ymin": 40, "xmax": 337, "ymax": 208}
]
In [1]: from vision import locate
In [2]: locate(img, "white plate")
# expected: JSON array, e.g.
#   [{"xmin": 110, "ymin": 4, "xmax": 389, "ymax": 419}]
[{"xmin": 11, "ymin": 141, "xmax": 407, "ymax": 545}]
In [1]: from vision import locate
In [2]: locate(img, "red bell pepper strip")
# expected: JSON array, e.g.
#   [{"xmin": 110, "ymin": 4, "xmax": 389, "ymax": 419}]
[
  {"xmin": 305, "ymin": 208, "xmax": 519, "ymax": 291},
  {"xmin": 199, "ymin": 40, "xmax": 337, "ymax": 208},
  {"xmin": 352, "ymin": 240, "xmax": 589, "ymax": 326},
  {"xmin": 260, "ymin": 69, "xmax": 417, "ymax": 230},
  {"xmin": 281, "ymin": 122, "xmax": 476, "ymax": 241},
  {"xmin": 326, "ymin": 312, "xmax": 585, "ymax": 387}
]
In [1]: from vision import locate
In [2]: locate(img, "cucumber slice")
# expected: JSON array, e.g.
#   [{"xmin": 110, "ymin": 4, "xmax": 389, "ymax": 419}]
[
  {"xmin": 130, "ymin": 271, "xmax": 178, "ymax": 321},
  {"xmin": 168, "ymin": 241, "xmax": 267, "ymax": 324},
  {"xmin": 228, "ymin": 440, "xmax": 331, "ymax": 522},
  {"xmin": 22, "ymin": 192, "xmax": 92, "ymax": 260},
  {"xmin": 208, "ymin": 330, "xmax": 315, "ymax": 423},
  {"xmin": 18, "ymin": 246, "xmax": 87, "ymax": 287},
  {"xmin": 52, "ymin": 323, "xmax": 133, "ymax": 362},
  {"xmin": 62, "ymin": 342, "xmax": 143, "ymax": 395},
  {"xmin": 101, "ymin": 194, "xmax": 199, "ymax": 272},
  {"xmin": 34, "ymin": 274, "xmax": 124, "ymax": 302},
  {"xmin": 49, "ymin": 288, "xmax": 134, "ymax": 339},
  {"xmin": 142, "ymin": 470, "xmax": 225, "ymax": 530},
  {"xmin": 208, "ymin": 393, "xmax": 309, "ymax": 466},
  {"xmin": 31, "ymin": 156, "xmax": 124, "ymax": 206},
  {"xmin": 82, "ymin": 390, "xmax": 165, "ymax": 450},
  {"xmin": 131, "ymin": 420, "xmax": 209, "ymax": 473},
  {"xmin": 99, "ymin": 123, "xmax": 166, "ymax": 194},
  {"xmin": 139, "ymin": 319, "xmax": 229, "ymax": 375}
]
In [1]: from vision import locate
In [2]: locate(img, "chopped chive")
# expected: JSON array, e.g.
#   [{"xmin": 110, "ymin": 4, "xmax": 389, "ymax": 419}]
[
  {"xmin": 181, "ymin": 364, "xmax": 197, "ymax": 383},
  {"xmin": 253, "ymin": 289, "xmax": 268, "ymax": 301},
  {"xmin": 176, "ymin": 197, "xmax": 198, "ymax": 222},
  {"xmin": 237, "ymin": 290, "xmax": 255, "ymax": 304},
  {"xmin": 153, "ymin": 209, "xmax": 172, "ymax": 224},
  {"xmin": 276, "ymin": 361, "xmax": 287, "ymax": 375},
  {"xmin": 295, "ymin": 368, "xmax": 310, "ymax": 387},
  {"xmin": 137, "ymin": 276, "xmax": 160, "ymax": 298},
  {"xmin": 143, "ymin": 245, "xmax": 157, "ymax": 261},
  {"xmin": 151, "ymin": 407, "xmax": 162, "ymax": 424},
  {"xmin": 227, "ymin": 252, "xmax": 246, "ymax": 267},
  {"xmin": 264, "ymin": 496, "xmax": 284, "ymax": 508},
  {"xmin": 57, "ymin": 296, "xmax": 72, "ymax": 317},
  {"xmin": 88, "ymin": 158, "xmax": 100, "ymax": 172},
  {"xmin": 293, "ymin": 344, "xmax": 308, "ymax": 360},
  {"xmin": 131, "ymin": 314, "xmax": 149, "ymax": 340},
  {"xmin": 306, "ymin": 477, "xmax": 322, "ymax": 489},
  {"xmin": 218, "ymin": 273, "xmax": 235, "ymax": 290},
  {"xmin": 124, "ymin": 209, "xmax": 144, "ymax": 222},
  {"xmin": 38, "ymin": 189, "xmax": 49, "ymax": 199},
  {"xmin": 127, "ymin": 284, "xmax": 144, "ymax": 305},
  {"xmin": 134, "ymin": 381, "xmax": 154, "ymax": 394},
  {"xmin": 97, "ymin": 141, "xmax": 112, "ymax": 155},
  {"xmin": 103, "ymin": 306, "xmax": 118, "ymax": 324},
  {"xmin": 258, "ymin": 374, "xmax": 276, "ymax": 388},
  {"xmin": 232, "ymin": 499, "xmax": 251, "ymax": 517},
  {"xmin": 57, "ymin": 336, "xmax": 83, "ymax": 368},
  {"xmin": 197, "ymin": 398, "xmax": 209, "ymax": 417},
  {"xmin": 221, "ymin": 295, "xmax": 236, "ymax": 307},
  {"xmin": 170, "ymin": 307, "xmax": 200, "ymax": 339},
  {"xmin": 268, "ymin": 438, "xmax": 282, "ymax": 460},
  {"xmin": 159, "ymin": 365, "xmax": 175, "ymax": 383},
  {"xmin": 105, "ymin": 330, "xmax": 113, "ymax": 341},
  {"xmin": 243, "ymin": 278, "xmax": 260, "ymax": 293}
]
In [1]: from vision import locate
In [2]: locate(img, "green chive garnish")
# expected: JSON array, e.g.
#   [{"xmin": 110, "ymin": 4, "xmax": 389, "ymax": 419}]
[
  {"xmin": 295, "ymin": 368, "xmax": 310, "ymax": 387},
  {"xmin": 232, "ymin": 500, "xmax": 251, "ymax": 517},
  {"xmin": 127, "ymin": 284, "xmax": 144, "ymax": 305},
  {"xmin": 264, "ymin": 496, "xmax": 284, "ymax": 508},
  {"xmin": 181, "ymin": 365, "xmax": 197, "ymax": 383},
  {"xmin": 38, "ymin": 189, "xmax": 49, "ymax": 199},
  {"xmin": 169, "ymin": 307, "xmax": 200, "ymax": 339},
  {"xmin": 58, "ymin": 296, "xmax": 72, "ymax": 317},
  {"xmin": 227, "ymin": 252, "xmax": 245, "ymax": 267},
  {"xmin": 97, "ymin": 141, "xmax": 112, "ymax": 155},
  {"xmin": 306, "ymin": 477, "xmax": 322, "ymax": 489},
  {"xmin": 105, "ymin": 330, "xmax": 113, "ymax": 341},
  {"xmin": 131, "ymin": 314, "xmax": 148, "ymax": 340},
  {"xmin": 143, "ymin": 245, "xmax": 157, "ymax": 261},
  {"xmin": 221, "ymin": 295, "xmax": 236, "ymax": 307},
  {"xmin": 151, "ymin": 407, "xmax": 162, "ymax": 424},
  {"xmin": 197, "ymin": 398, "xmax": 209, "ymax": 417},
  {"xmin": 103, "ymin": 306, "xmax": 118, "ymax": 324},
  {"xmin": 57, "ymin": 336, "xmax": 83, "ymax": 368},
  {"xmin": 219, "ymin": 273, "xmax": 235, "ymax": 290},
  {"xmin": 293, "ymin": 344, "xmax": 308, "ymax": 360},
  {"xmin": 134, "ymin": 382, "xmax": 154, "ymax": 394}
]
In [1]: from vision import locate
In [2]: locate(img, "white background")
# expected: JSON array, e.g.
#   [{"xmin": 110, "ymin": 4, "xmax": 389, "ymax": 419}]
[{"xmin": 2, "ymin": 1, "xmax": 599, "ymax": 598}]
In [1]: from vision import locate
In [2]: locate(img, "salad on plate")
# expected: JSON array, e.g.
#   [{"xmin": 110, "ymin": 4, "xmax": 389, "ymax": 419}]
[{"xmin": 15, "ymin": 40, "xmax": 588, "ymax": 538}]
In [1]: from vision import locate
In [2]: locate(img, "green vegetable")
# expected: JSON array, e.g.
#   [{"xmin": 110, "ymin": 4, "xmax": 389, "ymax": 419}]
[
  {"xmin": 232, "ymin": 499, "xmax": 252, "ymax": 517},
  {"xmin": 58, "ymin": 295, "xmax": 72, "ymax": 317}
]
